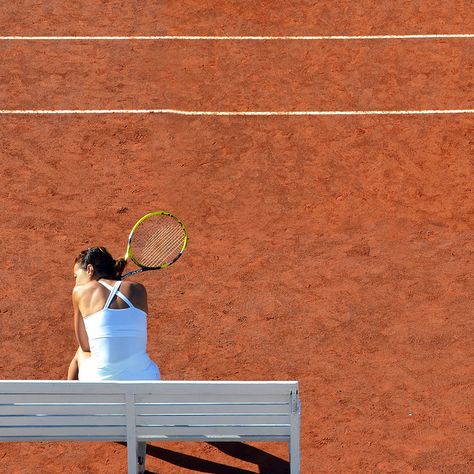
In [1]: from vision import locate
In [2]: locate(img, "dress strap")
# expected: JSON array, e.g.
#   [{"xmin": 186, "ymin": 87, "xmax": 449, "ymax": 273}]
[
  {"xmin": 103, "ymin": 281, "xmax": 121, "ymax": 309},
  {"xmin": 99, "ymin": 280, "xmax": 135, "ymax": 309}
]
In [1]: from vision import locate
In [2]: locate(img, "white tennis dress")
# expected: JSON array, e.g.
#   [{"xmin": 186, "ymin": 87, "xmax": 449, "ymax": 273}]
[{"xmin": 78, "ymin": 280, "xmax": 160, "ymax": 381}]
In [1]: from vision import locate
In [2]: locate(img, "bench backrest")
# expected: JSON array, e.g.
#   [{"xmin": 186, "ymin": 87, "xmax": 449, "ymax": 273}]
[{"xmin": 0, "ymin": 381, "xmax": 300, "ymax": 443}]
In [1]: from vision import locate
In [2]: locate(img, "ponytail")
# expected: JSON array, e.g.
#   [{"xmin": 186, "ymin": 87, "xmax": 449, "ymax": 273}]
[{"xmin": 114, "ymin": 257, "xmax": 127, "ymax": 279}]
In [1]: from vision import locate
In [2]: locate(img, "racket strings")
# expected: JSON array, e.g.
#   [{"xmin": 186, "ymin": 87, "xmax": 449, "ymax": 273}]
[
  {"xmin": 139, "ymin": 228, "xmax": 183, "ymax": 265},
  {"xmin": 139, "ymin": 223, "xmax": 183, "ymax": 255},
  {"xmin": 134, "ymin": 236, "xmax": 183, "ymax": 266},
  {"xmin": 131, "ymin": 216, "xmax": 186, "ymax": 268},
  {"xmin": 141, "ymin": 223, "xmax": 182, "ymax": 252}
]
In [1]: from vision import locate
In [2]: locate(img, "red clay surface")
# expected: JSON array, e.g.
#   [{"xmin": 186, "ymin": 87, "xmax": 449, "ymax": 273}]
[
  {"xmin": 1, "ymin": 2, "xmax": 473, "ymax": 474},
  {"xmin": 0, "ymin": 1, "xmax": 473, "ymax": 36},
  {"xmin": 1, "ymin": 40, "xmax": 473, "ymax": 111}
]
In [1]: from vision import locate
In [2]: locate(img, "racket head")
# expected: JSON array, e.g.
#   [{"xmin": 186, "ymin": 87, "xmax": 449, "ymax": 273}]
[{"xmin": 125, "ymin": 211, "xmax": 188, "ymax": 271}]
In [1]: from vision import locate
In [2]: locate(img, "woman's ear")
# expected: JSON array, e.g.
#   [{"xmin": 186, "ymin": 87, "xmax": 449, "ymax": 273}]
[{"xmin": 86, "ymin": 264, "xmax": 94, "ymax": 276}]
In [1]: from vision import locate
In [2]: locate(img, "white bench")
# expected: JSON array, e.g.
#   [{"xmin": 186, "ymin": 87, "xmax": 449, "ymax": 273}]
[{"xmin": 0, "ymin": 380, "xmax": 300, "ymax": 473}]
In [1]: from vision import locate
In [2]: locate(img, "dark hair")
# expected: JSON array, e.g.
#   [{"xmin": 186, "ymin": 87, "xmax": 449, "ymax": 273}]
[{"xmin": 74, "ymin": 247, "xmax": 127, "ymax": 280}]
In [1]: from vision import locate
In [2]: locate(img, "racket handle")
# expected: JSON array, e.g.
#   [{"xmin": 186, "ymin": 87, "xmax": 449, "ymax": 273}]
[{"xmin": 121, "ymin": 268, "xmax": 144, "ymax": 279}]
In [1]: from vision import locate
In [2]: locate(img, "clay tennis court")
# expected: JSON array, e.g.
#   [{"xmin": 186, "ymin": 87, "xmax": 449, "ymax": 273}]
[{"xmin": 1, "ymin": 2, "xmax": 473, "ymax": 473}]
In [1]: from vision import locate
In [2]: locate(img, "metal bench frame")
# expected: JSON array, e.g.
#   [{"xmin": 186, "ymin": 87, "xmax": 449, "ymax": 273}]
[{"xmin": 0, "ymin": 380, "xmax": 300, "ymax": 473}]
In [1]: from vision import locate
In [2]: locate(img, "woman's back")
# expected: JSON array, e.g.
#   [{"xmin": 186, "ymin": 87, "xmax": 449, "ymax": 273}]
[
  {"xmin": 74, "ymin": 279, "xmax": 147, "ymax": 318},
  {"xmin": 78, "ymin": 280, "xmax": 159, "ymax": 381}
]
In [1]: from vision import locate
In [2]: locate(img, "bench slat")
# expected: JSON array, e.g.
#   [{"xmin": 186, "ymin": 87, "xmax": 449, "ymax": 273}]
[
  {"xmin": 0, "ymin": 426, "xmax": 127, "ymax": 437},
  {"xmin": 0, "ymin": 404, "xmax": 125, "ymax": 416},
  {"xmin": 137, "ymin": 414, "xmax": 290, "ymax": 425},
  {"xmin": 0, "ymin": 415, "xmax": 126, "ymax": 426},
  {"xmin": 0, "ymin": 381, "xmax": 298, "ymax": 395},
  {"xmin": 0, "ymin": 394, "xmax": 124, "ymax": 404},
  {"xmin": 137, "ymin": 425, "xmax": 290, "ymax": 437},
  {"xmin": 135, "ymin": 383, "xmax": 296, "ymax": 396},
  {"xmin": 136, "ymin": 394, "xmax": 289, "ymax": 404},
  {"xmin": 136, "ymin": 403, "xmax": 289, "ymax": 415},
  {"xmin": 0, "ymin": 435, "xmax": 127, "ymax": 442},
  {"xmin": 137, "ymin": 434, "xmax": 290, "ymax": 442}
]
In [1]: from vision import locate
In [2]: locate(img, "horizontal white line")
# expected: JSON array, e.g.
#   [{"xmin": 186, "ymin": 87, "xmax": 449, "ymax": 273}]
[
  {"xmin": 0, "ymin": 109, "xmax": 473, "ymax": 116},
  {"xmin": 0, "ymin": 34, "xmax": 473, "ymax": 41}
]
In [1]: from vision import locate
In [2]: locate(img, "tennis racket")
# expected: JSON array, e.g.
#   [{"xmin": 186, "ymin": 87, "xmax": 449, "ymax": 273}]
[{"xmin": 121, "ymin": 211, "xmax": 188, "ymax": 279}]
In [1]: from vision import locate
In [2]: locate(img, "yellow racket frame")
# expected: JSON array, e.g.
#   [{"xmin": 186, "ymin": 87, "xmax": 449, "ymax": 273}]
[{"xmin": 123, "ymin": 211, "xmax": 188, "ymax": 277}]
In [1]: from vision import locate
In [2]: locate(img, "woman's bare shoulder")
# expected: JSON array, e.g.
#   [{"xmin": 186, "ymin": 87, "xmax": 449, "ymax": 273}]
[
  {"xmin": 119, "ymin": 280, "xmax": 147, "ymax": 311},
  {"xmin": 72, "ymin": 281, "xmax": 103, "ymax": 298},
  {"xmin": 121, "ymin": 280, "xmax": 147, "ymax": 294}
]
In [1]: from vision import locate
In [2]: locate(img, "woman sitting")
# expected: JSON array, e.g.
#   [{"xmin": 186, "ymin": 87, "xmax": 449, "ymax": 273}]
[{"xmin": 67, "ymin": 246, "xmax": 159, "ymax": 381}]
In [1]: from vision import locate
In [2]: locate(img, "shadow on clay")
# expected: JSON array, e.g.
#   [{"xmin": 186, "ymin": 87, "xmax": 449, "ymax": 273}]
[{"xmin": 118, "ymin": 441, "xmax": 290, "ymax": 473}]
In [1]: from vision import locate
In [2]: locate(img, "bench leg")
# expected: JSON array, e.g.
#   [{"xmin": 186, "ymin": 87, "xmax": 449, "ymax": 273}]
[
  {"xmin": 127, "ymin": 440, "xmax": 138, "ymax": 474},
  {"xmin": 289, "ymin": 437, "xmax": 300, "ymax": 474},
  {"xmin": 137, "ymin": 442, "xmax": 147, "ymax": 474},
  {"xmin": 289, "ymin": 400, "xmax": 301, "ymax": 474}
]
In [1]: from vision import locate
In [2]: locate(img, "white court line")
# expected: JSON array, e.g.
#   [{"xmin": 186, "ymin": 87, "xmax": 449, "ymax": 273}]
[
  {"xmin": 0, "ymin": 34, "xmax": 473, "ymax": 41},
  {"xmin": 0, "ymin": 109, "xmax": 473, "ymax": 116}
]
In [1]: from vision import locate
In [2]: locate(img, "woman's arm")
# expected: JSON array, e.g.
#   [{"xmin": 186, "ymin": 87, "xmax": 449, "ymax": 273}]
[{"xmin": 72, "ymin": 287, "xmax": 91, "ymax": 353}]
